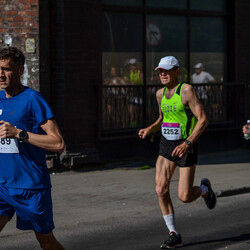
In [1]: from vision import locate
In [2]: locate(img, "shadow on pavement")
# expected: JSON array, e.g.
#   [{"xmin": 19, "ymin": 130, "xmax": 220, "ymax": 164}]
[{"xmin": 184, "ymin": 233, "xmax": 250, "ymax": 248}]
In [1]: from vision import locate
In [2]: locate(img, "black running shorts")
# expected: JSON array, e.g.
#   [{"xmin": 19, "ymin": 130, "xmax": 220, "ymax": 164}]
[{"xmin": 159, "ymin": 136, "xmax": 198, "ymax": 167}]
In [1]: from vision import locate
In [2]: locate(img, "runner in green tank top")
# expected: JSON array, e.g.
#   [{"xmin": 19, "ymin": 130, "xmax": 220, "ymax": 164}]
[
  {"xmin": 161, "ymin": 82, "xmax": 197, "ymax": 140},
  {"xmin": 138, "ymin": 56, "xmax": 217, "ymax": 249}
]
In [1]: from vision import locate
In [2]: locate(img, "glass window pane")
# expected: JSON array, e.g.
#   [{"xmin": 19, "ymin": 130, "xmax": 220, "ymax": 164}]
[
  {"xmin": 190, "ymin": 0, "xmax": 227, "ymax": 11},
  {"xmin": 146, "ymin": 15, "xmax": 187, "ymax": 85},
  {"xmin": 102, "ymin": 12, "xmax": 144, "ymax": 130},
  {"xmin": 190, "ymin": 17, "xmax": 227, "ymax": 122},
  {"xmin": 190, "ymin": 17, "xmax": 227, "ymax": 82},
  {"xmin": 103, "ymin": 12, "xmax": 143, "ymax": 85},
  {"xmin": 146, "ymin": 0, "xmax": 187, "ymax": 9},
  {"xmin": 103, "ymin": 0, "xmax": 142, "ymax": 6}
]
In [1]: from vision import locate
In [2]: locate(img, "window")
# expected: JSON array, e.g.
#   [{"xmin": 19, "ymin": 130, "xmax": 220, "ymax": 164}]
[
  {"xmin": 101, "ymin": 2, "xmax": 229, "ymax": 132},
  {"xmin": 146, "ymin": 0, "xmax": 187, "ymax": 9},
  {"xmin": 190, "ymin": 0, "xmax": 226, "ymax": 11},
  {"xmin": 190, "ymin": 17, "xmax": 227, "ymax": 82},
  {"xmin": 103, "ymin": 0, "xmax": 142, "ymax": 7},
  {"xmin": 103, "ymin": 12, "xmax": 143, "ymax": 86},
  {"xmin": 146, "ymin": 15, "xmax": 187, "ymax": 85}
]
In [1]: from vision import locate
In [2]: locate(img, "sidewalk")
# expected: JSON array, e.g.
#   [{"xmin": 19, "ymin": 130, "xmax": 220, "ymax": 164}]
[{"xmin": 101, "ymin": 148, "xmax": 250, "ymax": 198}]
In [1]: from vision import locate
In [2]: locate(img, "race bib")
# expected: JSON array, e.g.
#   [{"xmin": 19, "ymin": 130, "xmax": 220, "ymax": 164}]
[
  {"xmin": 0, "ymin": 137, "xmax": 19, "ymax": 153},
  {"xmin": 161, "ymin": 123, "xmax": 182, "ymax": 140}
]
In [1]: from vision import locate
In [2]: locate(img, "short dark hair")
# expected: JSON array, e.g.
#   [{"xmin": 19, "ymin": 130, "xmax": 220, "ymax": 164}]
[{"xmin": 0, "ymin": 46, "xmax": 25, "ymax": 66}]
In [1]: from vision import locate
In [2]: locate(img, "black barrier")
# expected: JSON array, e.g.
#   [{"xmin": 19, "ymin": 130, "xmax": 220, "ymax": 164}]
[{"xmin": 99, "ymin": 83, "xmax": 248, "ymax": 137}]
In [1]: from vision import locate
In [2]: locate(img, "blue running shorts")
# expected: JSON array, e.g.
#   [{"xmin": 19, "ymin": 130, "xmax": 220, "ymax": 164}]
[{"xmin": 0, "ymin": 186, "xmax": 55, "ymax": 234}]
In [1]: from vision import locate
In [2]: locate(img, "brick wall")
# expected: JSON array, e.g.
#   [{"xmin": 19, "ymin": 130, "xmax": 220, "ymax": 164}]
[{"xmin": 0, "ymin": 0, "xmax": 40, "ymax": 90}]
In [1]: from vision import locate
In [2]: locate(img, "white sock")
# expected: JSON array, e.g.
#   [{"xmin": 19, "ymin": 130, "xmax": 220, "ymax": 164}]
[
  {"xmin": 200, "ymin": 184, "xmax": 209, "ymax": 196},
  {"xmin": 163, "ymin": 214, "xmax": 178, "ymax": 235}
]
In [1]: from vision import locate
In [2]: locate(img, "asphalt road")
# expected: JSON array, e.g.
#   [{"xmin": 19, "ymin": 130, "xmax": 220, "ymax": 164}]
[
  {"xmin": 1, "ymin": 190, "xmax": 250, "ymax": 249},
  {"xmin": 1, "ymin": 151, "xmax": 250, "ymax": 250}
]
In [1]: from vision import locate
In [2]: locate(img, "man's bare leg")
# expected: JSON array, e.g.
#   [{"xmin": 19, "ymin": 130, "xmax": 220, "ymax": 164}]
[
  {"xmin": 35, "ymin": 231, "xmax": 65, "ymax": 250},
  {"xmin": 178, "ymin": 165, "xmax": 202, "ymax": 203},
  {"xmin": 155, "ymin": 155, "xmax": 177, "ymax": 215}
]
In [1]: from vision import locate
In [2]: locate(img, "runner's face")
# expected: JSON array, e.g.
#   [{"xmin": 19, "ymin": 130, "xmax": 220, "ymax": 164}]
[
  {"xmin": 158, "ymin": 68, "xmax": 179, "ymax": 85},
  {"xmin": 0, "ymin": 59, "xmax": 23, "ymax": 91}
]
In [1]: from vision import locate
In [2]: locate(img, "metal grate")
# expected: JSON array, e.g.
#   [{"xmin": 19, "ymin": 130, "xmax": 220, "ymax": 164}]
[{"xmin": 100, "ymin": 83, "xmax": 248, "ymax": 137}]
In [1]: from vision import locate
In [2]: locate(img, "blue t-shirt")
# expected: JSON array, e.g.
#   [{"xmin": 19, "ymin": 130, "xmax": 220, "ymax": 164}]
[{"xmin": 0, "ymin": 87, "xmax": 53, "ymax": 189}]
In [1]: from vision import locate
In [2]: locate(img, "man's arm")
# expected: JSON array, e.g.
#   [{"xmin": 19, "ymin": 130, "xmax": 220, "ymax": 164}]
[
  {"xmin": 138, "ymin": 88, "xmax": 163, "ymax": 139},
  {"xmin": 172, "ymin": 84, "xmax": 208, "ymax": 158},
  {"xmin": 0, "ymin": 119, "xmax": 65, "ymax": 153}
]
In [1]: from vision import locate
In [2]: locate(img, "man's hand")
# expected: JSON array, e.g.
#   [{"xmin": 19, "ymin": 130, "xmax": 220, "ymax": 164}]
[
  {"xmin": 242, "ymin": 124, "xmax": 250, "ymax": 134},
  {"xmin": 0, "ymin": 120, "xmax": 19, "ymax": 139},
  {"xmin": 138, "ymin": 128, "xmax": 150, "ymax": 139},
  {"xmin": 171, "ymin": 142, "xmax": 189, "ymax": 158}
]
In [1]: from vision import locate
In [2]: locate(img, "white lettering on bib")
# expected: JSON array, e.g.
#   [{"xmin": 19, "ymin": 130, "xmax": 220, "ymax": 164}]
[
  {"xmin": 161, "ymin": 122, "xmax": 182, "ymax": 140},
  {"xmin": 0, "ymin": 137, "xmax": 19, "ymax": 153}
]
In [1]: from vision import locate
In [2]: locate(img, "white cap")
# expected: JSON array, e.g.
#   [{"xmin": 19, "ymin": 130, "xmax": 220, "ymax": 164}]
[
  {"xmin": 194, "ymin": 63, "xmax": 203, "ymax": 69},
  {"xmin": 127, "ymin": 58, "xmax": 138, "ymax": 65},
  {"xmin": 155, "ymin": 56, "xmax": 180, "ymax": 71}
]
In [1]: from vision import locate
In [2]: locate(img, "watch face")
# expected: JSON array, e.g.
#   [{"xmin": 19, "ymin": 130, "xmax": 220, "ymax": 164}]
[
  {"xmin": 185, "ymin": 140, "xmax": 191, "ymax": 146},
  {"xmin": 19, "ymin": 130, "xmax": 28, "ymax": 140}
]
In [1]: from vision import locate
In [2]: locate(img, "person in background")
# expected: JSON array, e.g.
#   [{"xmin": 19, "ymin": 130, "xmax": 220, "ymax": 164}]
[
  {"xmin": 126, "ymin": 58, "xmax": 143, "ymax": 127},
  {"xmin": 242, "ymin": 121, "xmax": 250, "ymax": 140},
  {"xmin": 191, "ymin": 63, "xmax": 221, "ymax": 120},
  {"xmin": 127, "ymin": 58, "xmax": 143, "ymax": 85},
  {"xmin": 191, "ymin": 62, "xmax": 216, "ymax": 100}
]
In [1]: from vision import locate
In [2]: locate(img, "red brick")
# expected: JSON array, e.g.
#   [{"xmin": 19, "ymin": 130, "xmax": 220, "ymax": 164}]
[
  {"xmin": 23, "ymin": 17, "xmax": 32, "ymax": 22},
  {"xmin": 22, "ymin": 28, "xmax": 30, "ymax": 33},
  {"xmin": 26, "ymin": 10, "xmax": 38, "ymax": 16},
  {"xmin": 18, "ymin": 0, "xmax": 31, "ymax": 3},
  {"xmin": 15, "ymin": 16, "xmax": 23, "ymax": 21},
  {"xmin": 10, "ymin": 22, "xmax": 24, "ymax": 27},
  {"xmin": 14, "ymin": 28, "xmax": 22, "ymax": 33},
  {"xmin": 30, "ymin": 22, "xmax": 39, "ymax": 28},
  {"xmin": 18, "ymin": 0, "xmax": 38, "ymax": 4},
  {"xmin": 2, "ymin": 11, "xmax": 18, "ymax": 16},
  {"xmin": 6, "ymin": 17, "xmax": 14, "ymax": 21},
  {"xmin": 23, "ymin": 5, "xmax": 31, "ymax": 10}
]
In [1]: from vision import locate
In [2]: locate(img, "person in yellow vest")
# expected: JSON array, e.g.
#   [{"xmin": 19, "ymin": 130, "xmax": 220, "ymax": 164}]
[
  {"xmin": 127, "ymin": 58, "xmax": 143, "ymax": 85},
  {"xmin": 126, "ymin": 58, "xmax": 143, "ymax": 127},
  {"xmin": 138, "ymin": 56, "xmax": 216, "ymax": 249}
]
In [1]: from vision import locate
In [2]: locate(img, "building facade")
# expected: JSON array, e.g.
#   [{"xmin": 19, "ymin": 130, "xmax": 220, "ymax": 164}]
[{"xmin": 1, "ymin": 0, "xmax": 250, "ymax": 163}]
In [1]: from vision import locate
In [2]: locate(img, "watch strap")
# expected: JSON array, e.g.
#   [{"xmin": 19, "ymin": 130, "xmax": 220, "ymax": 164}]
[{"xmin": 185, "ymin": 139, "xmax": 192, "ymax": 146}]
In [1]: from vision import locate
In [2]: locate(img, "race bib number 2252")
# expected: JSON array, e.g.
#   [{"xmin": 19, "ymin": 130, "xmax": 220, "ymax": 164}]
[{"xmin": 161, "ymin": 123, "xmax": 182, "ymax": 140}]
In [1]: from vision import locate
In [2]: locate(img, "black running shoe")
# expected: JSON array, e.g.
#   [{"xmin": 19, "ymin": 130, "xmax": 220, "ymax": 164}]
[
  {"xmin": 160, "ymin": 232, "xmax": 183, "ymax": 249},
  {"xmin": 200, "ymin": 178, "xmax": 217, "ymax": 209}
]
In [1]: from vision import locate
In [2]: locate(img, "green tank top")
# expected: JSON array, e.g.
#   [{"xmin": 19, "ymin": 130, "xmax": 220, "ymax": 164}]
[{"xmin": 161, "ymin": 82, "xmax": 197, "ymax": 139}]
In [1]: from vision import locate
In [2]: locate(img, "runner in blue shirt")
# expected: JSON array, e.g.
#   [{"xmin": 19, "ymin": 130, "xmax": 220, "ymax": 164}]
[{"xmin": 0, "ymin": 46, "xmax": 65, "ymax": 249}]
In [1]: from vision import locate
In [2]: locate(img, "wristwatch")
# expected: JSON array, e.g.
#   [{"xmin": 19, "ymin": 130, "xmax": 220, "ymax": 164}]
[
  {"xmin": 19, "ymin": 130, "xmax": 28, "ymax": 142},
  {"xmin": 185, "ymin": 139, "xmax": 192, "ymax": 146}
]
